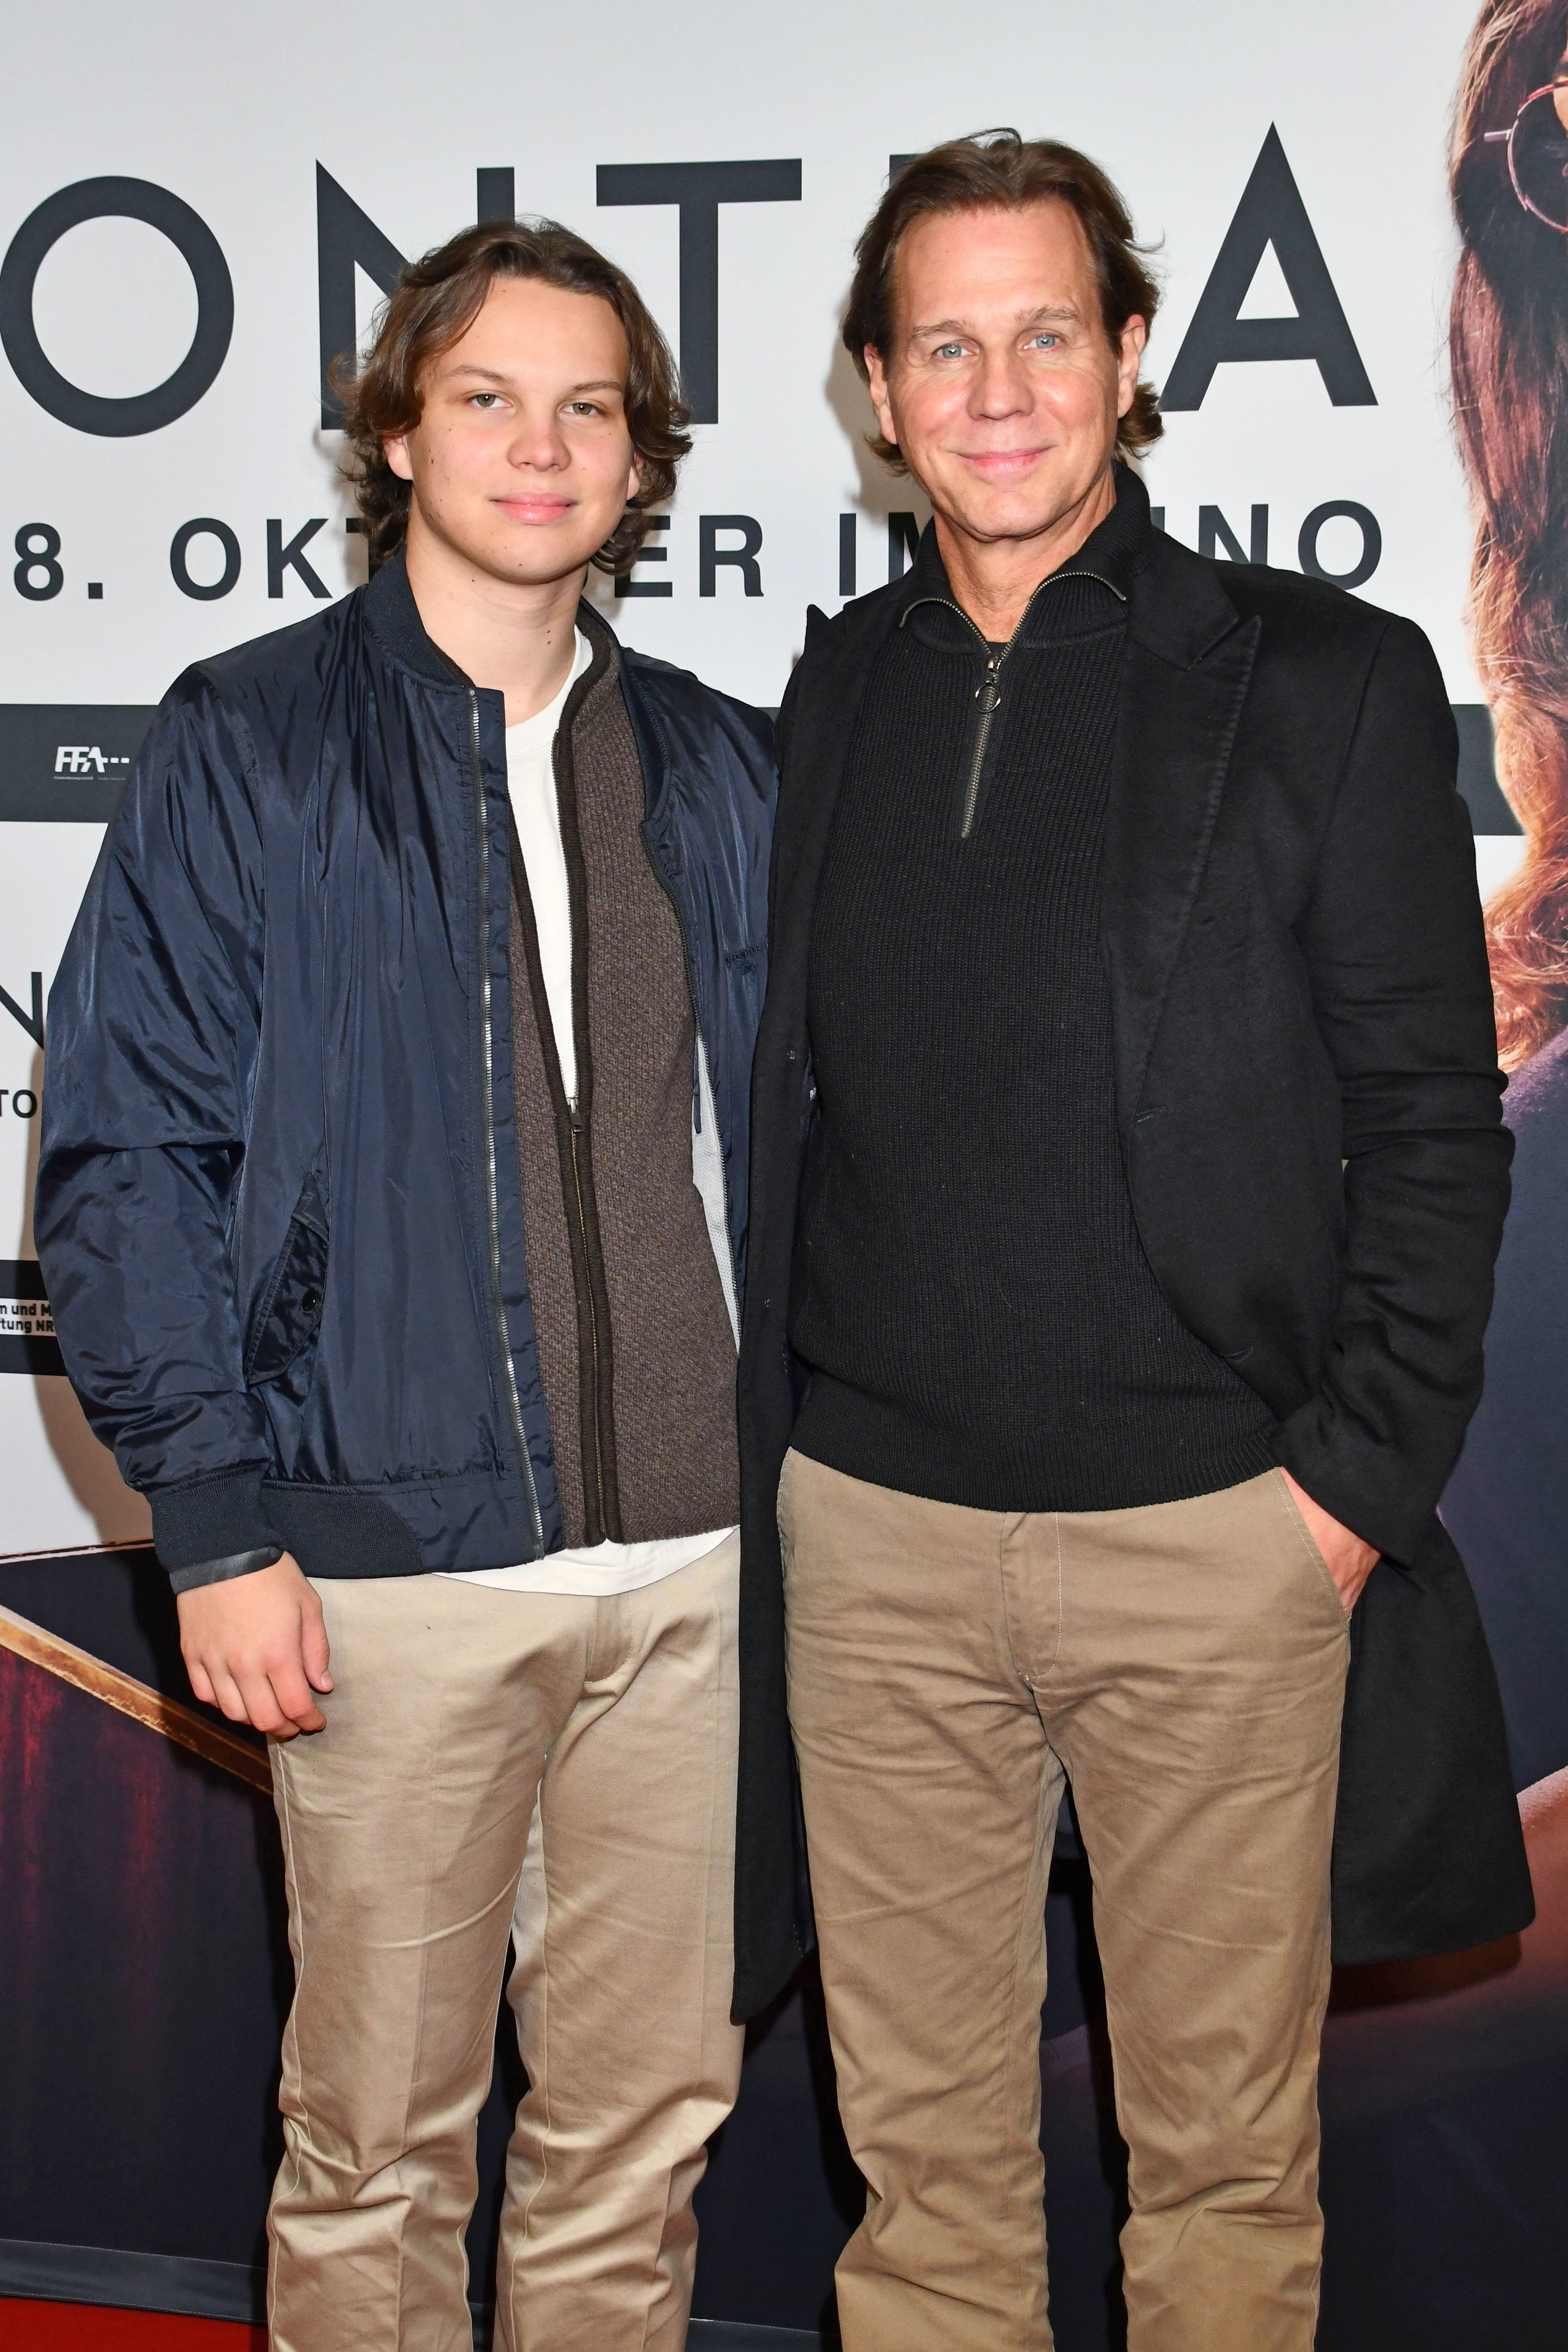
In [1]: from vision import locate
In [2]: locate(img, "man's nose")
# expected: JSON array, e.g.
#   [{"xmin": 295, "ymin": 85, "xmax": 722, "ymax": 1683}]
[
  {"xmin": 507, "ymin": 414, "xmax": 570, "ymax": 470},
  {"xmin": 970, "ymin": 349, "xmax": 1029, "ymax": 419}
]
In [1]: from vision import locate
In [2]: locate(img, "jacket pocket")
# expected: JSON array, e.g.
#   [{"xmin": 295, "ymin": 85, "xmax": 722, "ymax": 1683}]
[{"xmin": 245, "ymin": 1170, "xmax": 329, "ymax": 1387}]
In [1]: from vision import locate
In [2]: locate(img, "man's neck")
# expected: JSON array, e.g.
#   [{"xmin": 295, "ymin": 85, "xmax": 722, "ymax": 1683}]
[
  {"xmin": 404, "ymin": 517, "xmax": 588, "ymax": 725},
  {"xmin": 931, "ymin": 462, "xmax": 1117, "ymax": 643}
]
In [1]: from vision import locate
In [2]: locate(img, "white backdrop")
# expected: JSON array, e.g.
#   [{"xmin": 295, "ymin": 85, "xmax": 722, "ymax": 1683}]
[{"xmin": 0, "ymin": 0, "xmax": 1516, "ymax": 1557}]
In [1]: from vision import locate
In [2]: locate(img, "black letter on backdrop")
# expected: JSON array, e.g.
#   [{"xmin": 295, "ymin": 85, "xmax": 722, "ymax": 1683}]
[
  {"xmin": 476, "ymin": 169, "xmax": 516, "ymax": 223},
  {"xmin": 1298, "ymin": 500, "xmax": 1380, "ymax": 589},
  {"xmin": 317, "ymin": 166, "xmax": 407, "ymax": 428},
  {"xmin": 318, "ymin": 168, "xmax": 516, "ymax": 426},
  {"xmin": 0, "ymin": 973, "xmax": 44, "ymax": 1048},
  {"xmin": 268, "ymin": 519, "xmax": 330, "ymax": 598},
  {"xmin": 700, "ymin": 515, "xmax": 763, "ymax": 596},
  {"xmin": 615, "ymin": 514, "xmax": 672, "ymax": 597},
  {"xmin": 1198, "ymin": 504, "xmax": 1269, "ymax": 563},
  {"xmin": 839, "ymin": 514, "xmax": 857, "ymax": 596},
  {"xmin": 170, "ymin": 518, "xmax": 241, "ymax": 600},
  {"xmin": 1161, "ymin": 128, "xmax": 1374, "ymax": 411},
  {"xmin": 596, "ymin": 161, "xmax": 801, "ymax": 422},
  {"xmin": 887, "ymin": 512, "xmax": 921, "ymax": 580},
  {"xmin": 0, "ymin": 177, "xmax": 232, "ymax": 436}
]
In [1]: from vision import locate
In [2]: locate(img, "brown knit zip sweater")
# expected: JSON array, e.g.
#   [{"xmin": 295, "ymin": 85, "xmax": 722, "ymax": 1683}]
[{"xmin": 508, "ymin": 621, "xmax": 740, "ymax": 1546}]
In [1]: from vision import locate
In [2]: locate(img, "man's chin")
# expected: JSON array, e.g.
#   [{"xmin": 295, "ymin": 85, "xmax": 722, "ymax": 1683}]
[
  {"xmin": 934, "ymin": 492, "xmax": 1082, "ymax": 550},
  {"xmin": 913, "ymin": 446, "xmax": 1120, "ymax": 548},
  {"xmin": 469, "ymin": 536, "xmax": 607, "ymax": 591}
]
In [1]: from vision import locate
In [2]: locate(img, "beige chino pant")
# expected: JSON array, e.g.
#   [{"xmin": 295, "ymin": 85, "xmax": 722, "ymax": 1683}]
[
  {"xmin": 779, "ymin": 1454, "xmax": 1350, "ymax": 2352},
  {"xmin": 266, "ymin": 1534, "xmax": 744, "ymax": 2352}
]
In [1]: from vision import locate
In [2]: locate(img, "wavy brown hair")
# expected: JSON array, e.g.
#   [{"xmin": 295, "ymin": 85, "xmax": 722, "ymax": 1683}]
[
  {"xmin": 1452, "ymin": 0, "xmax": 1568, "ymax": 1063},
  {"xmin": 334, "ymin": 218, "xmax": 691, "ymax": 574},
  {"xmin": 842, "ymin": 130, "xmax": 1163, "ymax": 473}
]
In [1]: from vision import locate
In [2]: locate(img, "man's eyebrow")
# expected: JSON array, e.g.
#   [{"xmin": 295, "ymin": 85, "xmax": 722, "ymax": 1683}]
[
  {"xmin": 440, "ymin": 364, "xmax": 626, "ymax": 393},
  {"xmin": 908, "ymin": 303, "xmax": 1082, "ymax": 338}
]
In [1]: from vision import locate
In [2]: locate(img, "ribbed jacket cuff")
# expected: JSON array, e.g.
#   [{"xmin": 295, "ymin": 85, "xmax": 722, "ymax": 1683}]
[{"xmin": 150, "ymin": 1469, "xmax": 282, "ymax": 1585}]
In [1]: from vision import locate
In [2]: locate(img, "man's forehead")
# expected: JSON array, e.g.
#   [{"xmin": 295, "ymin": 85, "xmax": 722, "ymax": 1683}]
[
  {"xmin": 894, "ymin": 202, "xmax": 1095, "ymax": 313},
  {"xmin": 433, "ymin": 283, "xmax": 629, "ymax": 380}
]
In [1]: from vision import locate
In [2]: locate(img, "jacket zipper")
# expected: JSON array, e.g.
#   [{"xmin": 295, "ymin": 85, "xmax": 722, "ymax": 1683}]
[
  {"xmin": 565, "ymin": 1096, "xmax": 609, "ymax": 1530},
  {"xmin": 469, "ymin": 687, "xmax": 544, "ymax": 1553}
]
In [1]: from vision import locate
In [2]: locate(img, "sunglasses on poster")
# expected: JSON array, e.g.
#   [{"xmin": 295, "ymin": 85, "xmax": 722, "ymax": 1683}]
[{"xmin": 1482, "ymin": 76, "xmax": 1568, "ymax": 230}]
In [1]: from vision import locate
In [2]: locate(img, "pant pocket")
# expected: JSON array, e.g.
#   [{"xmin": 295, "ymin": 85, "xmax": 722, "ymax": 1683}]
[
  {"xmin": 1273, "ymin": 1470, "xmax": 1352, "ymax": 1631},
  {"xmin": 776, "ymin": 1447, "xmax": 800, "ymax": 1573}
]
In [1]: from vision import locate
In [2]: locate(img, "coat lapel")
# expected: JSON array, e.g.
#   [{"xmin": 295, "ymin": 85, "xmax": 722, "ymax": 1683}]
[
  {"xmin": 741, "ymin": 577, "xmax": 920, "ymax": 1361},
  {"xmin": 1102, "ymin": 534, "xmax": 1259, "ymax": 1136},
  {"xmin": 768, "ymin": 584, "xmax": 912, "ymax": 1013}
]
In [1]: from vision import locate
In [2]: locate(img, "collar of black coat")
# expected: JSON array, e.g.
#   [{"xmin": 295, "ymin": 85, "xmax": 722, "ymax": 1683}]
[
  {"xmin": 361, "ymin": 542, "xmax": 621, "ymax": 693},
  {"xmin": 832, "ymin": 462, "xmax": 1239, "ymax": 675}
]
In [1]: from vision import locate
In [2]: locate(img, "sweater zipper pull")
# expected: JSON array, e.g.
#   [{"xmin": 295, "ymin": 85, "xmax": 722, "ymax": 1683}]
[{"xmin": 961, "ymin": 649, "xmax": 1005, "ymax": 840}]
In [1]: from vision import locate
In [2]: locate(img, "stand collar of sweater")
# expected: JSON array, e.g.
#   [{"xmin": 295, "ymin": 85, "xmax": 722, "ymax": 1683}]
[{"xmin": 902, "ymin": 458, "xmax": 1155, "ymax": 648}]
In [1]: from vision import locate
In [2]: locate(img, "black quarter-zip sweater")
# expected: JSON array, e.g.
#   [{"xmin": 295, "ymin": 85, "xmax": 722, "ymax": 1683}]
[{"xmin": 789, "ymin": 490, "xmax": 1279, "ymax": 1512}]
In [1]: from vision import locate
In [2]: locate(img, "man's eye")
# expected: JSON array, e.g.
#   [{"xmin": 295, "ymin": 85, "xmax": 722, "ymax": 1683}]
[
  {"xmin": 933, "ymin": 342, "xmax": 967, "ymax": 360},
  {"xmin": 566, "ymin": 401, "xmax": 602, "ymax": 416},
  {"xmin": 1027, "ymin": 334, "xmax": 1062, "ymax": 352},
  {"xmin": 471, "ymin": 393, "xmax": 503, "ymax": 409}
]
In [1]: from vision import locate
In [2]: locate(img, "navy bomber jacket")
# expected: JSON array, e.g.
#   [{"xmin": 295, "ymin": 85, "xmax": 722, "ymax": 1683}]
[{"xmin": 36, "ymin": 552, "xmax": 776, "ymax": 1589}]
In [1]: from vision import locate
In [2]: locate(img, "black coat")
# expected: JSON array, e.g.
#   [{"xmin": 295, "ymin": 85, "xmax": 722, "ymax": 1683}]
[{"xmin": 733, "ymin": 473, "xmax": 1534, "ymax": 2019}]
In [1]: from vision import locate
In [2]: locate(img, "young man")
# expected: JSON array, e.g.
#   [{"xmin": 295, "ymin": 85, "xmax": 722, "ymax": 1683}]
[
  {"xmin": 38, "ymin": 219, "xmax": 775, "ymax": 2352},
  {"xmin": 733, "ymin": 135, "xmax": 1533, "ymax": 2350}
]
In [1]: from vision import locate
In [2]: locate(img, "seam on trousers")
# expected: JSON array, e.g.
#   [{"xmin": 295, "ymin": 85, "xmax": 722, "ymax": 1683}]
[
  {"xmin": 1051, "ymin": 1510, "xmax": 1064, "ymax": 1675},
  {"xmin": 392, "ymin": 1624, "xmax": 454, "ymax": 2344},
  {"xmin": 645, "ymin": 1574, "xmax": 717, "ymax": 2352},
  {"xmin": 1005, "ymin": 1742, "xmax": 1059, "ymax": 2340},
  {"xmin": 506, "ymin": 1786, "xmax": 553, "ymax": 2343},
  {"xmin": 642, "ymin": 1542, "xmax": 738, "ymax": 2352},
  {"xmin": 268, "ymin": 1749, "xmax": 297, "ymax": 2345},
  {"xmin": 639, "ymin": 1549, "xmax": 720, "ymax": 2352}
]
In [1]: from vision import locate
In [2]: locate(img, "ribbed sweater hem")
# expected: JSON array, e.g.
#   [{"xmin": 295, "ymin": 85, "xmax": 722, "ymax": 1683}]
[{"xmin": 791, "ymin": 1375, "xmax": 1282, "ymax": 1516}]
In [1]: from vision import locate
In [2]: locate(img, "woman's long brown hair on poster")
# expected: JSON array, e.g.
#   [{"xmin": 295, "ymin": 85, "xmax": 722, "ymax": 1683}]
[
  {"xmin": 1435, "ymin": 0, "xmax": 1568, "ymax": 2025},
  {"xmin": 1453, "ymin": 0, "xmax": 1568, "ymax": 1064}
]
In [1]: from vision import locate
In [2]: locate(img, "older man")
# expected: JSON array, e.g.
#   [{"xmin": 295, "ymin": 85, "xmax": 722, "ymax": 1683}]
[{"xmin": 734, "ymin": 132, "xmax": 1531, "ymax": 2352}]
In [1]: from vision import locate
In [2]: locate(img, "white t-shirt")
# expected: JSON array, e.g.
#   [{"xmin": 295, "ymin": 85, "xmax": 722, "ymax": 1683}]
[
  {"xmin": 502, "ymin": 629, "xmax": 591, "ymax": 1102},
  {"xmin": 443, "ymin": 629, "xmax": 737, "ymax": 1599}
]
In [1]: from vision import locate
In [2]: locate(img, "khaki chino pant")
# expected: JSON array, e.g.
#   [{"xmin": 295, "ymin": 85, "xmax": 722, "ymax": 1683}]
[
  {"xmin": 266, "ymin": 1535, "xmax": 744, "ymax": 2352},
  {"xmin": 779, "ymin": 1454, "xmax": 1350, "ymax": 2352}
]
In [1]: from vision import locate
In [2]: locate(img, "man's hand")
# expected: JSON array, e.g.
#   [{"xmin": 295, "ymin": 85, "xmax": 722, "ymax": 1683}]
[
  {"xmin": 1281, "ymin": 1470, "xmax": 1380, "ymax": 1615},
  {"xmin": 177, "ymin": 1553, "xmax": 333, "ymax": 1737}
]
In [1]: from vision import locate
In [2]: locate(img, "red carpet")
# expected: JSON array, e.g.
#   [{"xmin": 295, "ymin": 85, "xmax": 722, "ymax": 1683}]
[{"xmin": 0, "ymin": 2305, "xmax": 265, "ymax": 2349}]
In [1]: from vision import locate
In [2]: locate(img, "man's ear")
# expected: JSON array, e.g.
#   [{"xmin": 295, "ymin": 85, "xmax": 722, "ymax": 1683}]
[
  {"xmin": 865, "ymin": 346, "xmax": 898, "ymax": 452},
  {"xmin": 384, "ymin": 433, "xmax": 415, "ymax": 484},
  {"xmin": 1115, "ymin": 316, "xmax": 1148, "ymax": 421},
  {"xmin": 625, "ymin": 450, "xmax": 644, "ymax": 504}
]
